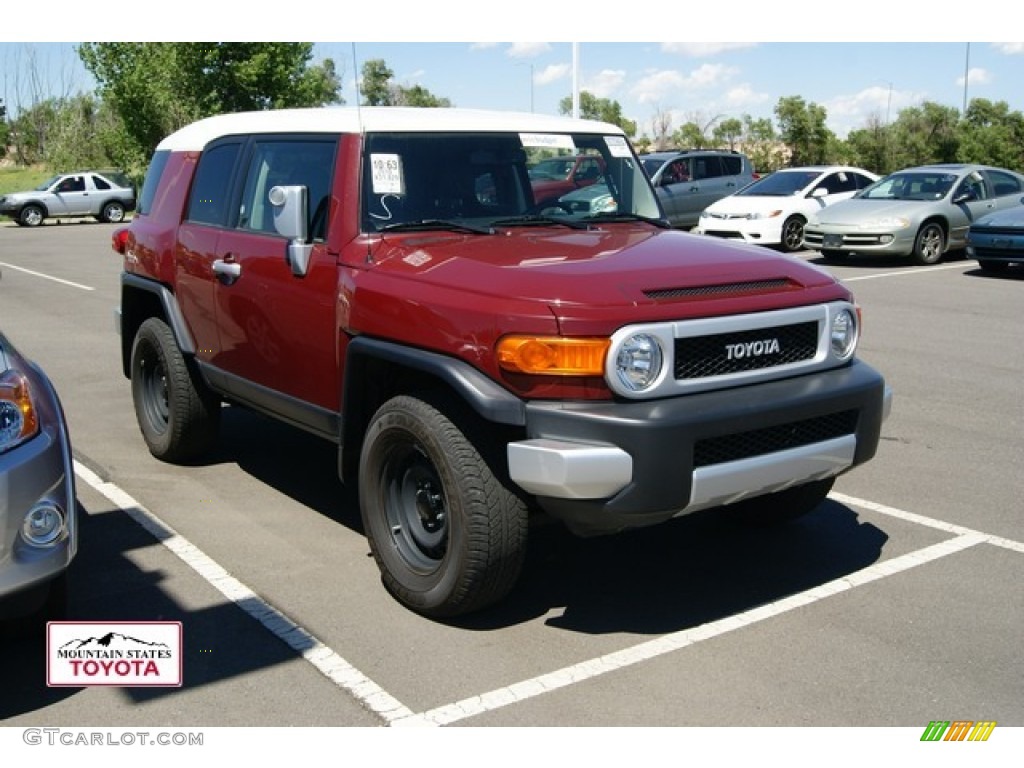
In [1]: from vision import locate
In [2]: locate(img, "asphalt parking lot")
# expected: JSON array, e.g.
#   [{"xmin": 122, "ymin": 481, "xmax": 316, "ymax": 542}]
[{"xmin": 1, "ymin": 220, "xmax": 1021, "ymax": 747}]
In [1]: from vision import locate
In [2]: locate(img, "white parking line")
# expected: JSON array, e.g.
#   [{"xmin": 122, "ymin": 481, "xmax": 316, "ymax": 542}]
[
  {"xmin": 0, "ymin": 261, "xmax": 95, "ymax": 291},
  {"xmin": 73, "ymin": 460, "xmax": 415, "ymax": 724},
  {"xmin": 74, "ymin": 461, "xmax": 1024, "ymax": 728},
  {"xmin": 841, "ymin": 263, "xmax": 967, "ymax": 281}
]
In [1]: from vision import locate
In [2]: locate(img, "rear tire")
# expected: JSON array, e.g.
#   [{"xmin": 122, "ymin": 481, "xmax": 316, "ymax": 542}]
[
  {"xmin": 359, "ymin": 394, "xmax": 528, "ymax": 617},
  {"xmin": 726, "ymin": 478, "xmax": 835, "ymax": 526},
  {"xmin": 99, "ymin": 201, "xmax": 126, "ymax": 223},
  {"xmin": 130, "ymin": 317, "xmax": 220, "ymax": 462}
]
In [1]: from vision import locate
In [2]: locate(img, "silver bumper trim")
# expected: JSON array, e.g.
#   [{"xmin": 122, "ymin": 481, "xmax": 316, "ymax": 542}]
[{"xmin": 507, "ymin": 439, "xmax": 633, "ymax": 499}]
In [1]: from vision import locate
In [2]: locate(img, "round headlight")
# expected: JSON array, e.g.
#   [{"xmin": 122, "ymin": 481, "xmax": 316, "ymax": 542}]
[
  {"xmin": 615, "ymin": 334, "xmax": 664, "ymax": 391},
  {"xmin": 22, "ymin": 503, "xmax": 66, "ymax": 546},
  {"xmin": 831, "ymin": 309, "xmax": 858, "ymax": 360}
]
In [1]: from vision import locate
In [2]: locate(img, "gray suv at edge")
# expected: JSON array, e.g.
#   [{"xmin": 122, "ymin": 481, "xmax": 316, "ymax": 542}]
[{"xmin": 641, "ymin": 150, "xmax": 758, "ymax": 229}]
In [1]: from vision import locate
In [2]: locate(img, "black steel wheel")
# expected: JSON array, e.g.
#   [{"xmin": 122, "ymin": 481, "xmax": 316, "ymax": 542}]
[
  {"xmin": 359, "ymin": 394, "xmax": 528, "ymax": 617},
  {"xmin": 130, "ymin": 317, "xmax": 220, "ymax": 462}
]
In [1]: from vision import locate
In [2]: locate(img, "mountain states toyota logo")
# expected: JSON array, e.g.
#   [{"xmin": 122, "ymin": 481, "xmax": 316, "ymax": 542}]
[{"xmin": 47, "ymin": 622, "xmax": 183, "ymax": 687}]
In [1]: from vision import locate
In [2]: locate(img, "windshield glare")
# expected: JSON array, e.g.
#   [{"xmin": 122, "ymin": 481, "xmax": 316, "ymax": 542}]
[
  {"xmin": 737, "ymin": 171, "xmax": 819, "ymax": 197},
  {"xmin": 362, "ymin": 131, "xmax": 662, "ymax": 232},
  {"xmin": 859, "ymin": 172, "xmax": 956, "ymax": 201}
]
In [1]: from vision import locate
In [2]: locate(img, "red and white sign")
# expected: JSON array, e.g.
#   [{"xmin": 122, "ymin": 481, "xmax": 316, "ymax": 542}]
[{"xmin": 47, "ymin": 621, "xmax": 183, "ymax": 687}]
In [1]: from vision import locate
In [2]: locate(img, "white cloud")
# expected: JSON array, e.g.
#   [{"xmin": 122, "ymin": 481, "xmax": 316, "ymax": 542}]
[
  {"xmin": 957, "ymin": 67, "xmax": 992, "ymax": 87},
  {"xmin": 661, "ymin": 42, "xmax": 757, "ymax": 57},
  {"xmin": 582, "ymin": 69, "xmax": 626, "ymax": 99},
  {"xmin": 722, "ymin": 83, "xmax": 771, "ymax": 109},
  {"xmin": 630, "ymin": 64, "xmax": 739, "ymax": 105},
  {"xmin": 992, "ymin": 42, "xmax": 1024, "ymax": 54},
  {"xmin": 506, "ymin": 42, "xmax": 550, "ymax": 59},
  {"xmin": 534, "ymin": 63, "xmax": 569, "ymax": 86},
  {"xmin": 824, "ymin": 85, "xmax": 925, "ymax": 136}
]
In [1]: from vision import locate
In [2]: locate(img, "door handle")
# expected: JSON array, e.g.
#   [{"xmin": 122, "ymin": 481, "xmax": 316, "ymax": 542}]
[{"xmin": 213, "ymin": 258, "xmax": 241, "ymax": 285}]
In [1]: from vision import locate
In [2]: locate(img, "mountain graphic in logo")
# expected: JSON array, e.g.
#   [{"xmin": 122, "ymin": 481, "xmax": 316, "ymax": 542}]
[{"xmin": 59, "ymin": 632, "xmax": 171, "ymax": 651}]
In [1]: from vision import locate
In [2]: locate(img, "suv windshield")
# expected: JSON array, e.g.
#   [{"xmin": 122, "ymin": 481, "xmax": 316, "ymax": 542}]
[{"xmin": 362, "ymin": 130, "xmax": 661, "ymax": 232}]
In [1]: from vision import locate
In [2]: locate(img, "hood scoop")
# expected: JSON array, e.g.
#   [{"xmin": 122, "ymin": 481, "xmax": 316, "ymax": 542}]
[{"xmin": 644, "ymin": 278, "xmax": 797, "ymax": 301}]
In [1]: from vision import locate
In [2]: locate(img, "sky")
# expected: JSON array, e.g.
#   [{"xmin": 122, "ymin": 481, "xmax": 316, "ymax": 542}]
[{"xmin": 1, "ymin": 4, "xmax": 1022, "ymax": 141}]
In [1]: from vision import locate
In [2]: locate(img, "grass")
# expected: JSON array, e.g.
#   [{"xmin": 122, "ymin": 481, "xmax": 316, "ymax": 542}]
[{"xmin": 0, "ymin": 166, "xmax": 54, "ymax": 195}]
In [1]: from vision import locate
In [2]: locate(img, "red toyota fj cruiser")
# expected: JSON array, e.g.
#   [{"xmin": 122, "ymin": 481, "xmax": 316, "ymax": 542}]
[{"xmin": 112, "ymin": 107, "xmax": 891, "ymax": 617}]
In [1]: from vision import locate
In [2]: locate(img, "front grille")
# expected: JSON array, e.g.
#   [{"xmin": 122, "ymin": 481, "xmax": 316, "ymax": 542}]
[
  {"xmin": 645, "ymin": 279, "xmax": 792, "ymax": 301},
  {"xmin": 675, "ymin": 321, "xmax": 818, "ymax": 379},
  {"xmin": 693, "ymin": 410, "xmax": 859, "ymax": 468}
]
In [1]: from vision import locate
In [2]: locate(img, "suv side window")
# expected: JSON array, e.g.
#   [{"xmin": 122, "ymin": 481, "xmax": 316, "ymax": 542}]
[
  {"xmin": 92, "ymin": 175, "xmax": 112, "ymax": 191},
  {"xmin": 718, "ymin": 156, "xmax": 742, "ymax": 177},
  {"xmin": 693, "ymin": 156, "xmax": 723, "ymax": 180},
  {"xmin": 57, "ymin": 176, "xmax": 85, "ymax": 193},
  {"xmin": 187, "ymin": 142, "xmax": 243, "ymax": 226},
  {"xmin": 238, "ymin": 139, "xmax": 336, "ymax": 238}
]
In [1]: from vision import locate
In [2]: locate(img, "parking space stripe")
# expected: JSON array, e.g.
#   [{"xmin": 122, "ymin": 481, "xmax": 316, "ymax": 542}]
[
  {"xmin": 74, "ymin": 458, "xmax": 1020, "ymax": 728},
  {"xmin": 841, "ymin": 263, "xmax": 967, "ymax": 281},
  {"xmin": 393, "ymin": 532, "xmax": 988, "ymax": 727},
  {"xmin": 0, "ymin": 261, "xmax": 95, "ymax": 291},
  {"xmin": 831, "ymin": 491, "xmax": 1024, "ymax": 553},
  {"xmin": 73, "ymin": 460, "xmax": 415, "ymax": 724}
]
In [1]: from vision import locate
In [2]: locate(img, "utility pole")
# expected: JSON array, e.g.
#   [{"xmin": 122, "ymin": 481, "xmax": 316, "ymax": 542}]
[{"xmin": 572, "ymin": 43, "xmax": 579, "ymax": 119}]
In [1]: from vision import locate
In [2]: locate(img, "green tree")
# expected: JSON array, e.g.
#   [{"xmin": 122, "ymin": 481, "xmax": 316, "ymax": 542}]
[
  {"xmin": 774, "ymin": 96, "xmax": 834, "ymax": 166},
  {"xmin": 956, "ymin": 98, "xmax": 1024, "ymax": 170},
  {"xmin": 79, "ymin": 43, "xmax": 342, "ymax": 169},
  {"xmin": 360, "ymin": 59, "xmax": 395, "ymax": 106},
  {"xmin": 740, "ymin": 115, "xmax": 785, "ymax": 173},
  {"xmin": 713, "ymin": 117, "xmax": 743, "ymax": 150},
  {"xmin": 359, "ymin": 58, "xmax": 451, "ymax": 107},
  {"xmin": 559, "ymin": 92, "xmax": 637, "ymax": 137},
  {"xmin": 887, "ymin": 101, "xmax": 960, "ymax": 168}
]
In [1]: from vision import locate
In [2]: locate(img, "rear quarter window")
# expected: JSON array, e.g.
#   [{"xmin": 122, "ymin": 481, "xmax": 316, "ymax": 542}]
[{"xmin": 137, "ymin": 151, "xmax": 171, "ymax": 216}]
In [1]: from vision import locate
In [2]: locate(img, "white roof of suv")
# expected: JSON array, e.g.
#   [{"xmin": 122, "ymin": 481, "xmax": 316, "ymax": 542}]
[{"xmin": 157, "ymin": 107, "xmax": 627, "ymax": 152}]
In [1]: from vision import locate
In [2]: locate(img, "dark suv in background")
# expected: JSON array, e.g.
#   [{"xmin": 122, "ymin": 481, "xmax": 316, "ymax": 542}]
[{"xmin": 640, "ymin": 150, "xmax": 757, "ymax": 229}]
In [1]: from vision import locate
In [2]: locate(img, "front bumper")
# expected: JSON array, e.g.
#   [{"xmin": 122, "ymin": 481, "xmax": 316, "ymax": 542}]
[
  {"xmin": 0, "ymin": 363, "xmax": 78, "ymax": 608},
  {"xmin": 508, "ymin": 359, "xmax": 889, "ymax": 535},
  {"xmin": 803, "ymin": 226, "xmax": 916, "ymax": 256},
  {"xmin": 694, "ymin": 217, "xmax": 782, "ymax": 245}
]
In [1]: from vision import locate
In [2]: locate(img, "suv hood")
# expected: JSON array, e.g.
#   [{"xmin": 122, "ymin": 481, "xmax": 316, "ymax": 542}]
[{"xmin": 366, "ymin": 225, "xmax": 844, "ymax": 328}]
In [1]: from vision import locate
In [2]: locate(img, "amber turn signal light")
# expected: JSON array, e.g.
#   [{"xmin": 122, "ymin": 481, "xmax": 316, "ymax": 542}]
[{"xmin": 496, "ymin": 336, "xmax": 609, "ymax": 376}]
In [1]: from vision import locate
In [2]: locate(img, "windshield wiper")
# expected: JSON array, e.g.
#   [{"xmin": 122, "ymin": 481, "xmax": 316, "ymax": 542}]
[
  {"xmin": 490, "ymin": 215, "xmax": 593, "ymax": 231},
  {"xmin": 586, "ymin": 212, "xmax": 672, "ymax": 228},
  {"xmin": 379, "ymin": 219, "xmax": 495, "ymax": 235}
]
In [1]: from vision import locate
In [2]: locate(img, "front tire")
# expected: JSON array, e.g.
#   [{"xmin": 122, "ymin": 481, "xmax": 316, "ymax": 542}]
[
  {"xmin": 911, "ymin": 223, "xmax": 945, "ymax": 265},
  {"xmin": 780, "ymin": 215, "xmax": 806, "ymax": 252},
  {"xmin": 359, "ymin": 394, "xmax": 528, "ymax": 618},
  {"xmin": 820, "ymin": 249, "xmax": 846, "ymax": 263},
  {"xmin": 19, "ymin": 204, "xmax": 45, "ymax": 227},
  {"xmin": 130, "ymin": 317, "xmax": 220, "ymax": 462},
  {"xmin": 726, "ymin": 478, "xmax": 835, "ymax": 526},
  {"xmin": 976, "ymin": 259, "xmax": 1009, "ymax": 273}
]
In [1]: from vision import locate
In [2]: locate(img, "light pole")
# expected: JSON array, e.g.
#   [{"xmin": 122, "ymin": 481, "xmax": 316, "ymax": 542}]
[{"xmin": 962, "ymin": 42, "xmax": 971, "ymax": 115}]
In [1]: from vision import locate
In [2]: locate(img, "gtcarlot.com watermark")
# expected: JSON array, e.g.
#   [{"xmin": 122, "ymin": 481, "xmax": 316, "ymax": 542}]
[{"xmin": 23, "ymin": 728, "xmax": 203, "ymax": 747}]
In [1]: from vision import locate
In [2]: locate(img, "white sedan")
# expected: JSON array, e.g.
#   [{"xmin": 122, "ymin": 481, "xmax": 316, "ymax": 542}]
[{"xmin": 693, "ymin": 165, "xmax": 879, "ymax": 252}]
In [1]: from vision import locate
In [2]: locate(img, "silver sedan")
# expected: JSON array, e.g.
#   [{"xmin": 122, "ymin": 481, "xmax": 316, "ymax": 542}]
[
  {"xmin": 0, "ymin": 326, "xmax": 78, "ymax": 632},
  {"xmin": 802, "ymin": 163, "xmax": 1024, "ymax": 265}
]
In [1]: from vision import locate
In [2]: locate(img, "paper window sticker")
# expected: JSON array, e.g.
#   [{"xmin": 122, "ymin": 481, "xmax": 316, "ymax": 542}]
[
  {"xmin": 370, "ymin": 153, "xmax": 405, "ymax": 195},
  {"xmin": 604, "ymin": 136, "xmax": 632, "ymax": 158},
  {"xmin": 520, "ymin": 133, "xmax": 577, "ymax": 151}
]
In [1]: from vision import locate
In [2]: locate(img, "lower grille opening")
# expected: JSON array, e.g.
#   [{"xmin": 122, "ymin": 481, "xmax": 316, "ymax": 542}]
[{"xmin": 693, "ymin": 410, "xmax": 859, "ymax": 468}]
